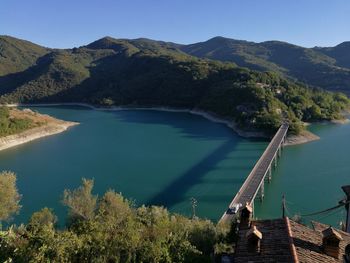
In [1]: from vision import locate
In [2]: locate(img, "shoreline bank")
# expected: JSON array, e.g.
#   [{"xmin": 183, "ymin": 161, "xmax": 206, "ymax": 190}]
[
  {"xmin": 284, "ymin": 130, "xmax": 320, "ymax": 146},
  {"xmin": 5, "ymin": 103, "xmax": 268, "ymax": 138},
  {"xmin": 0, "ymin": 109, "xmax": 78, "ymax": 152},
  {"xmin": 5, "ymin": 102, "xmax": 329, "ymax": 146}
]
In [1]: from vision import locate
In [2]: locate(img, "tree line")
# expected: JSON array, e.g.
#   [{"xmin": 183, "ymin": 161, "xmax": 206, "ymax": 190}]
[{"xmin": 0, "ymin": 172, "xmax": 237, "ymax": 263}]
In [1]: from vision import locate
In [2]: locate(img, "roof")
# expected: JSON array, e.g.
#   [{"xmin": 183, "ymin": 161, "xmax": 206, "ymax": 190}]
[
  {"xmin": 233, "ymin": 217, "xmax": 350, "ymax": 263},
  {"xmin": 290, "ymin": 220, "xmax": 350, "ymax": 262},
  {"xmin": 246, "ymin": 225, "xmax": 262, "ymax": 240},
  {"xmin": 322, "ymin": 227, "xmax": 343, "ymax": 241},
  {"xmin": 234, "ymin": 218, "xmax": 294, "ymax": 263}
]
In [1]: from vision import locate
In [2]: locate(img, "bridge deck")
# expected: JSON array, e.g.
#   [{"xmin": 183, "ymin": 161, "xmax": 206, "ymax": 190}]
[{"xmin": 220, "ymin": 123, "xmax": 289, "ymax": 223}]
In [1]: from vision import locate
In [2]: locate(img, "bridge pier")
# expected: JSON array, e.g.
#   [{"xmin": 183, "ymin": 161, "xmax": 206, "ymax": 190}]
[
  {"xmin": 219, "ymin": 123, "xmax": 289, "ymax": 224},
  {"xmin": 259, "ymin": 183, "xmax": 265, "ymax": 201},
  {"xmin": 252, "ymin": 201, "xmax": 255, "ymax": 218},
  {"xmin": 267, "ymin": 167, "xmax": 272, "ymax": 183},
  {"xmin": 274, "ymin": 155, "xmax": 278, "ymax": 168}
]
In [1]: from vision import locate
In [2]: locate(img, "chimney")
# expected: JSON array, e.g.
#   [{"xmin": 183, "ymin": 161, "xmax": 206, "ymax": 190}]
[
  {"xmin": 240, "ymin": 202, "xmax": 253, "ymax": 229},
  {"xmin": 246, "ymin": 225, "xmax": 262, "ymax": 253},
  {"xmin": 322, "ymin": 227, "xmax": 343, "ymax": 259},
  {"xmin": 342, "ymin": 185, "xmax": 350, "ymax": 233}
]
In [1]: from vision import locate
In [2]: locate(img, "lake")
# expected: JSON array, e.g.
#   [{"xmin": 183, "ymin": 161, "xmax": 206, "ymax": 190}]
[
  {"xmin": 1, "ymin": 106, "xmax": 348, "ymax": 227},
  {"xmin": 0, "ymin": 106, "xmax": 266, "ymax": 225}
]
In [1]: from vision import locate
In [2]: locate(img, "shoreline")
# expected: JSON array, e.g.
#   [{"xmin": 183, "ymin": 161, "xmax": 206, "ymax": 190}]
[
  {"xmin": 0, "ymin": 109, "xmax": 78, "ymax": 152},
  {"xmin": 5, "ymin": 102, "xmax": 328, "ymax": 146},
  {"xmin": 5, "ymin": 103, "xmax": 268, "ymax": 139},
  {"xmin": 284, "ymin": 130, "xmax": 320, "ymax": 146}
]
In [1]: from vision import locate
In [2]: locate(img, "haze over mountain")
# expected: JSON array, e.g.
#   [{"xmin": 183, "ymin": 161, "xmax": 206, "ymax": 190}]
[
  {"xmin": 180, "ymin": 36, "xmax": 350, "ymax": 95},
  {"xmin": 0, "ymin": 35, "xmax": 349, "ymax": 135}
]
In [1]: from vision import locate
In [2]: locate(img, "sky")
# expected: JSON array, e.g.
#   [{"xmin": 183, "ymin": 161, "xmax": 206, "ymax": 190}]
[{"xmin": 1, "ymin": 0, "xmax": 349, "ymax": 49}]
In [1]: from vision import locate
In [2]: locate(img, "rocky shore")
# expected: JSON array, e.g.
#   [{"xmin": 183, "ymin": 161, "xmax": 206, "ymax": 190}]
[
  {"xmin": 7, "ymin": 103, "xmax": 347, "ymax": 146},
  {"xmin": 0, "ymin": 109, "xmax": 78, "ymax": 151},
  {"xmin": 284, "ymin": 130, "xmax": 320, "ymax": 146}
]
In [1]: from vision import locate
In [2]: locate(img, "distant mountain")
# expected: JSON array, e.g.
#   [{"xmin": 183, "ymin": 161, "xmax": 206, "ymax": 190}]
[
  {"xmin": 0, "ymin": 35, "xmax": 348, "ymax": 135},
  {"xmin": 180, "ymin": 37, "xmax": 350, "ymax": 95},
  {"xmin": 315, "ymin": 41, "xmax": 350, "ymax": 68}
]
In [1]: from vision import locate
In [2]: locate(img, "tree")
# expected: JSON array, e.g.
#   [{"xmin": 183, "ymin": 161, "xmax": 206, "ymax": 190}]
[
  {"xmin": 28, "ymin": 207, "xmax": 57, "ymax": 229},
  {"xmin": 62, "ymin": 178, "xmax": 97, "ymax": 224},
  {"xmin": 0, "ymin": 171, "xmax": 21, "ymax": 222}
]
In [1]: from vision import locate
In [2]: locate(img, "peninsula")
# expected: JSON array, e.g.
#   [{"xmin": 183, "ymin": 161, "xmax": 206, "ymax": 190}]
[{"xmin": 0, "ymin": 107, "xmax": 77, "ymax": 151}]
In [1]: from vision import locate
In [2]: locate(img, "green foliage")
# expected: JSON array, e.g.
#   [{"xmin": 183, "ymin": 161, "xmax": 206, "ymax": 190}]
[
  {"xmin": 0, "ymin": 171, "xmax": 21, "ymax": 221},
  {"xmin": 28, "ymin": 207, "xmax": 57, "ymax": 230},
  {"xmin": 0, "ymin": 177, "xmax": 233, "ymax": 262},
  {"xmin": 0, "ymin": 36, "xmax": 48, "ymax": 77},
  {"xmin": 0, "ymin": 36, "xmax": 349, "ymax": 135},
  {"xmin": 62, "ymin": 178, "xmax": 97, "ymax": 224},
  {"xmin": 0, "ymin": 107, "xmax": 36, "ymax": 137},
  {"xmin": 181, "ymin": 36, "xmax": 350, "ymax": 95}
]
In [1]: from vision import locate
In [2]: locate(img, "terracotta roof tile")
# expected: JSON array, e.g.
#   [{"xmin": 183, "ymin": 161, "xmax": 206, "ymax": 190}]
[
  {"xmin": 234, "ymin": 218, "xmax": 294, "ymax": 263},
  {"xmin": 233, "ymin": 218, "xmax": 350, "ymax": 262},
  {"xmin": 289, "ymin": 220, "xmax": 350, "ymax": 262}
]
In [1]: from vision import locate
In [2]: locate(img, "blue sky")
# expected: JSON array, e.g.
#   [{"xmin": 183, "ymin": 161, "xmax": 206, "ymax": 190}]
[{"xmin": 1, "ymin": 0, "xmax": 349, "ymax": 48}]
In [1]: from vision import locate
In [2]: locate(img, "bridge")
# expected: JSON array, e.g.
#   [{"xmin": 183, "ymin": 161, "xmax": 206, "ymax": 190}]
[{"xmin": 219, "ymin": 123, "xmax": 289, "ymax": 224}]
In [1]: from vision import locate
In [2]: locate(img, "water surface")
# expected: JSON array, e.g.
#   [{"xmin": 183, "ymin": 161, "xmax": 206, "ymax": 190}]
[
  {"xmin": 255, "ymin": 121, "xmax": 350, "ymax": 227},
  {"xmin": 1, "ymin": 106, "xmax": 349, "ymax": 227},
  {"xmin": 0, "ymin": 106, "xmax": 266, "ymax": 224}
]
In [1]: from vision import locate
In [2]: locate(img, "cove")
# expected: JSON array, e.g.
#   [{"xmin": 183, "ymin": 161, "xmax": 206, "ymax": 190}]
[{"xmin": 0, "ymin": 106, "xmax": 267, "ymax": 225}]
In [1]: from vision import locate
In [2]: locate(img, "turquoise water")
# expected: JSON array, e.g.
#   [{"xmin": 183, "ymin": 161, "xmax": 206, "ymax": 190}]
[
  {"xmin": 1, "ymin": 106, "xmax": 349, "ymax": 227},
  {"xmin": 255, "ymin": 121, "xmax": 350, "ymax": 227},
  {"xmin": 0, "ymin": 106, "xmax": 267, "ymax": 225}
]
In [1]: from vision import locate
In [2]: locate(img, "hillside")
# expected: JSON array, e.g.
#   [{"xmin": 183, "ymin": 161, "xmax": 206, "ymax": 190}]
[
  {"xmin": 0, "ymin": 36, "xmax": 349, "ymax": 135},
  {"xmin": 315, "ymin": 41, "xmax": 350, "ymax": 68},
  {"xmin": 181, "ymin": 37, "xmax": 350, "ymax": 95},
  {"xmin": 0, "ymin": 36, "xmax": 49, "ymax": 77}
]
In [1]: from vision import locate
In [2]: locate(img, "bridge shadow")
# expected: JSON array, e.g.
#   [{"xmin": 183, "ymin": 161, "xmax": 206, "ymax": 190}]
[
  {"xmin": 146, "ymin": 138, "xmax": 239, "ymax": 208},
  {"xmin": 111, "ymin": 109, "xmax": 238, "ymax": 141},
  {"xmin": 110, "ymin": 109, "xmax": 267, "ymax": 209}
]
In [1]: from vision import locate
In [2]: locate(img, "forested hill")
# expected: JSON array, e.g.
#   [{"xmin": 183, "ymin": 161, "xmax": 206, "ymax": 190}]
[
  {"xmin": 0, "ymin": 35, "xmax": 349, "ymax": 135},
  {"xmin": 180, "ymin": 37, "xmax": 350, "ymax": 95}
]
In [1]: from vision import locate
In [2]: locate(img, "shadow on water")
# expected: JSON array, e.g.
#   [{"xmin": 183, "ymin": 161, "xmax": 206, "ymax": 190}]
[
  {"xmin": 146, "ymin": 138, "xmax": 239, "ymax": 208},
  {"xmin": 111, "ymin": 109, "xmax": 238, "ymax": 141},
  {"xmin": 7, "ymin": 106, "xmax": 268, "ymax": 224}
]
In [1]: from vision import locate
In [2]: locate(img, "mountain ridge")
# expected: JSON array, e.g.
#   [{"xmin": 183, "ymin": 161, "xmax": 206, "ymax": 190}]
[
  {"xmin": 0, "ymin": 35, "xmax": 349, "ymax": 135},
  {"xmin": 178, "ymin": 36, "xmax": 350, "ymax": 94}
]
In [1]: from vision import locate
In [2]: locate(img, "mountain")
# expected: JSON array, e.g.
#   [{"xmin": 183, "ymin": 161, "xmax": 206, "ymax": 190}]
[
  {"xmin": 0, "ymin": 35, "xmax": 49, "ymax": 76},
  {"xmin": 0, "ymin": 35, "xmax": 348, "ymax": 135},
  {"xmin": 180, "ymin": 37, "xmax": 350, "ymax": 95},
  {"xmin": 315, "ymin": 41, "xmax": 350, "ymax": 68}
]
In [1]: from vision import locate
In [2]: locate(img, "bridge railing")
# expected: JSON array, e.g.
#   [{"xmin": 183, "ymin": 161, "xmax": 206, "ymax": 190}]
[{"xmin": 224, "ymin": 123, "xmax": 289, "ymax": 214}]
